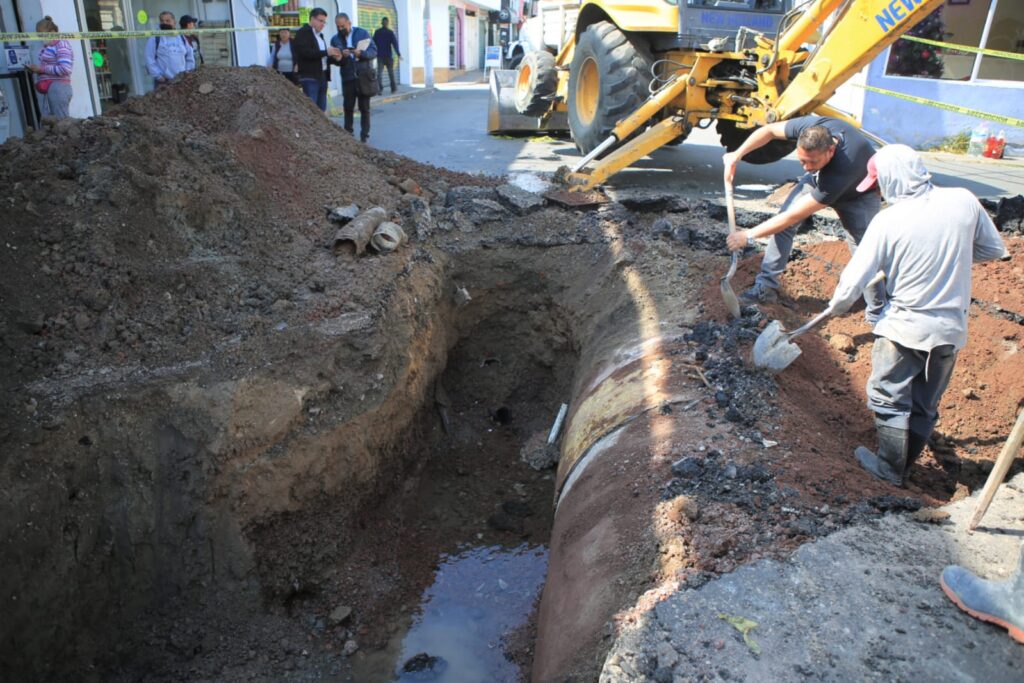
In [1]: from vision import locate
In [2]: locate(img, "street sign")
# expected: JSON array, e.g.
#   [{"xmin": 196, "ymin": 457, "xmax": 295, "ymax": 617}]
[{"xmin": 485, "ymin": 45, "xmax": 501, "ymax": 69}]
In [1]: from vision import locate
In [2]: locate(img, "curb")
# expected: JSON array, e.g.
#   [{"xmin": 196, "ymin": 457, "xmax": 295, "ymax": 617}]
[{"xmin": 374, "ymin": 87, "xmax": 435, "ymax": 106}]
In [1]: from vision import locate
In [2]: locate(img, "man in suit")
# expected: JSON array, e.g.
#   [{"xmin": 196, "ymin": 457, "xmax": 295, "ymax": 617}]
[
  {"xmin": 331, "ymin": 13, "xmax": 377, "ymax": 142},
  {"xmin": 373, "ymin": 17, "xmax": 401, "ymax": 95},
  {"xmin": 292, "ymin": 7, "xmax": 341, "ymax": 111}
]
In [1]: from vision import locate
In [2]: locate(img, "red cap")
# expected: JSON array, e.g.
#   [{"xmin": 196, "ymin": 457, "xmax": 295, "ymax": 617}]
[{"xmin": 856, "ymin": 154, "xmax": 879, "ymax": 193}]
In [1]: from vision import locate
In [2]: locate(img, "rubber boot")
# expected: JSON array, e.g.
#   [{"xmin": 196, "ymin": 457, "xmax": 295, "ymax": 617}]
[
  {"xmin": 854, "ymin": 422, "xmax": 909, "ymax": 486},
  {"xmin": 941, "ymin": 545, "xmax": 1024, "ymax": 644},
  {"xmin": 903, "ymin": 430, "xmax": 929, "ymax": 483}
]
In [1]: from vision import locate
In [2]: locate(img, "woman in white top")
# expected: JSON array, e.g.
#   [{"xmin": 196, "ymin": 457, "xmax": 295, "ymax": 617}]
[{"xmin": 267, "ymin": 28, "xmax": 299, "ymax": 85}]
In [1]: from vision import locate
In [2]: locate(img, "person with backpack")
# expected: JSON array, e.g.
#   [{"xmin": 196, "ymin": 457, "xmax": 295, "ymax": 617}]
[
  {"xmin": 330, "ymin": 13, "xmax": 377, "ymax": 142},
  {"xmin": 180, "ymin": 15, "xmax": 203, "ymax": 67},
  {"xmin": 145, "ymin": 11, "xmax": 195, "ymax": 87}
]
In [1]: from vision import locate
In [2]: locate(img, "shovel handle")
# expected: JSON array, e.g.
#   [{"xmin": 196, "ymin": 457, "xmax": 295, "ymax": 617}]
[
  {"xmin": 725, "ymin": 182, "xmax": 738, "ymax": 235},
  {"xmin": 785, "ymin": 307, "xmax": 834, "ymax": 340}
]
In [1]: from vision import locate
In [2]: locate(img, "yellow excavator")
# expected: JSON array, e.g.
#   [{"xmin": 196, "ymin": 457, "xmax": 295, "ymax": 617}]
[{"xmin": 488, "ymin": 0, "xmax": 945, "ymax": 190}]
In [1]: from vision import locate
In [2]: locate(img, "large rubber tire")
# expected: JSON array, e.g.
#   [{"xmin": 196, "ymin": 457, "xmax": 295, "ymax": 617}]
[
  {"xmin": 514, "ymin": 51, "xmax": 558, "ymax": 116},
  {"xmin": 568, "ymin": 21, "xmax": 653, "ymax": 155},
  {"xmin": 717, "ymin": 120, "xmax": 797, "ymax": 165}
]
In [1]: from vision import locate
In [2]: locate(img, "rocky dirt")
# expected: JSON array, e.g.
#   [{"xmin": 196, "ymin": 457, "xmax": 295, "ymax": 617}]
[{"xmin": 2, "ymin": 65, "xmax": 1022, "ymax": 683}]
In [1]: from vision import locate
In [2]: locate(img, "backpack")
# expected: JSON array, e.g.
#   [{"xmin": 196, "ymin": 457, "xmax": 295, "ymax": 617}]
[{"xmin": 154, "ymin": 35, "xmax": 190, "ymax": 52}]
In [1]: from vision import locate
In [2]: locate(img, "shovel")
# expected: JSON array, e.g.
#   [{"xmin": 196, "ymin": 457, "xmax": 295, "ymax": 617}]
[
  {"xmin": 753, "ymin": 272, "xmax": 886, "ymax": 373},
  {"xmin": 720, "ymin": 182, "xmax": 741, "ymax": 320},
  {"xmin": 752, "ymin": 307, "xmax": 833, "ymax": 373}
]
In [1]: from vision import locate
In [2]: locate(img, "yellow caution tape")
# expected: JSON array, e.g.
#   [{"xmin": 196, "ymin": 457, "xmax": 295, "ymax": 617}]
[
  {"xmin": 0, "ymin": 26, "xmax": 268, "ymax": 42},
  {"xmin": 902, "ymin": 35, "xmax": 1024, "ymax": 62},
  {"xmin": 855, "ymin": 84, "xmax": 1024, "ymax": 129}
]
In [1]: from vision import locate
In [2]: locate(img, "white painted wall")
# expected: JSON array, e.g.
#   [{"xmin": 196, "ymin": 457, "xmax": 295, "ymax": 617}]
[
  {"xmin": 231, "ymin": 0, "xmax": 270, "ymax": 68},
  {"xmin": 395, "ymin": 0, "xmax": 414, "ymax": 84}
]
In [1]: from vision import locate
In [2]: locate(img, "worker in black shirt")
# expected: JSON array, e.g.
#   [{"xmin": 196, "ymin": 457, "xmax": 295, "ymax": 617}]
[{"xmin": 723, "ymin": 116, "xmax": 884, "ymax": 320}]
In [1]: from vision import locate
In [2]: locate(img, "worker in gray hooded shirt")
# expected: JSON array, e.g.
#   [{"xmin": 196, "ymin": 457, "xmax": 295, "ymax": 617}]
[{"xmin": 827, "ymin": 144, "xmax": 1008, "ymax": 487}]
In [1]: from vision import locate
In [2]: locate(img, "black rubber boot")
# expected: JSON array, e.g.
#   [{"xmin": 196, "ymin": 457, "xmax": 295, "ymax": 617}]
[
  {"xmin": 909, "ymin": 430, "xmax": 933, "ymax": 483},
  {"xmin": 854, "ymin": 422, "xmax": 909, "ymax": 486}
]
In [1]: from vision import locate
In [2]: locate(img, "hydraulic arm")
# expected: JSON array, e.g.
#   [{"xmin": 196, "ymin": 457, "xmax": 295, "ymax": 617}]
[{"xmin": 567, "ymin": 0, "xmax": 945, "ymax": 190}]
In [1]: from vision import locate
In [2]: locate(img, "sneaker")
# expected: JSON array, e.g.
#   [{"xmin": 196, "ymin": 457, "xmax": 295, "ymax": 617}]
[{"xmin": 738, "ymin": 283, "xmax": 778, "ymax": 305}]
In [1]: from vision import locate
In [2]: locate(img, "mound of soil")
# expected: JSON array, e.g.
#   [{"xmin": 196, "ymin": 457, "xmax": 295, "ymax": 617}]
[{"xmin": 0, "ymin": 66, "xmax": 490, "ymax": 407}]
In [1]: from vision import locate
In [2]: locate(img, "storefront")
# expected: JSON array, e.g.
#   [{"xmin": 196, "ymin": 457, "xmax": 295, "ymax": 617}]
[
  {"xmin": 0, "ymin": 0, "xmax": 263, "ymax": 140},
  {"xmin": 79, "ymin": 0, "xmax": 237, "ymax": 111},
  {"xmin": 861, "ymin": 0, "xmax": 1023, "ymax": 150}
]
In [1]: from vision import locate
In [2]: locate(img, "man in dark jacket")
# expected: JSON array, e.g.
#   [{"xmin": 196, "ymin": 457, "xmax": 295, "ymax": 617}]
[
  {"xmin": 373, "ymin": 17, "xmax": 401, "ymax": 94},
  {"xmin": 330, "ymin": 13, "xmax": 377, "ymax": 142},
  {"xmin": 292, "ymin": 8, "xmax": 341, "ymax": 111}
]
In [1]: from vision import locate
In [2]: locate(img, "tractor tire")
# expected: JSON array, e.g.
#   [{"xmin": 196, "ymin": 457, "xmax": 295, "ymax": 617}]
[
  {"xmin": 568, "ymin": 21, "xmax": 653, "ymax": 156},
  {"xmin": 508, "ymin": 49, "xmax": 524, "ymax": 70},
  {"xmin": 717, "ymin": 120, "xmax": 797, "ymax": 164},
  {"xmin": 514, "ymin": 51, "xmax": 559, "ymax": 117}
]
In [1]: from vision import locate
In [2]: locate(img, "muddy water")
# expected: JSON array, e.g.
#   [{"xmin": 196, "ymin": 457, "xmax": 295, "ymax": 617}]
[
  {"xmin": 320, "ymin": 290, "xmax": 577, "ymax": 681},
  {"xmin": 351, "ymin": 544, "xmax": 548, "ymax": 682}
]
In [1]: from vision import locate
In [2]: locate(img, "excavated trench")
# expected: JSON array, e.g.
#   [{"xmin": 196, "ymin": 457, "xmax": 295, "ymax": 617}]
[{"xmin": 2, "ymin": 235, "xmax": 681, "ymax": 682}]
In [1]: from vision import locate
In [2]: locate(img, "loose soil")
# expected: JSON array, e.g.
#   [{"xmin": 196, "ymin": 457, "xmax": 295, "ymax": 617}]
[{"xmin": 2, "ymin": 65, "xmax": 1022, "ymax": 683}]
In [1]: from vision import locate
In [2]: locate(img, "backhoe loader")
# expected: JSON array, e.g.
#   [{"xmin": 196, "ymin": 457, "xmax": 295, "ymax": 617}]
[{"xmin": 488, "ymin": 0, "xmax": 945, "ymax": 190}]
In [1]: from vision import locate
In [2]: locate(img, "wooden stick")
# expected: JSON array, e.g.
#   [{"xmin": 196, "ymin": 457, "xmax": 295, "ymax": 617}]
[{"xmin": 967, "ymin": 407, "xmax": 1024, "ymax": 531}]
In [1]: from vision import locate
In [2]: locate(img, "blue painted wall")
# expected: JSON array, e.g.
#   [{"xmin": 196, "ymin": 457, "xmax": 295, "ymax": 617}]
[{"xmin": 861, "ymin": 49, "xmax": 1023, "ymax": 152}]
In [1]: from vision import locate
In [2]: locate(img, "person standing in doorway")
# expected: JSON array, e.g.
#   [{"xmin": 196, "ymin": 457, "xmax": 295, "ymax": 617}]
[
  {"xmin": 145, "ymin": 11, "xmax": 195, "ymax": 86},
  {"xmin": 26, "ymin": 16, "xmax": 73, "ymax": 119},
  {"xmin": 267, "ymin": 28, "xmax": 299, "ymax": 85},
  {"xmin": 331, "ymin": 13, "xmax": 377, "ymax": 142},
  {"xmin": 373, "ymin": 17, "xmax": 401, "ymax": 95},
  {"xmin": 180, "ymin": 15, "xmax": 203, "ymax": 67},
  {"xmin": 293, "ymin": 8, "xmax": 341, "ymax": 111}
]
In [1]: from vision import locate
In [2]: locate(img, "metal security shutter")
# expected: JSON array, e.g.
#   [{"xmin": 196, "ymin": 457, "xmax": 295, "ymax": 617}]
[{"xmin": 359, "ymin": 0, "xmax": 400, "ymax": 83}]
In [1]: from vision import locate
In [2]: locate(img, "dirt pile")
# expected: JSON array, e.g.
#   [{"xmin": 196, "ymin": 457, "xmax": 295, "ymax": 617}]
[{"xmin": 0, "ymin": 66, "xmax": 490, "ymax": 402}]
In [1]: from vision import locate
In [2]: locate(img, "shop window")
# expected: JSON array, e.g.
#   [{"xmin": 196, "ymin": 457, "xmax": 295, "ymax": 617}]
[
  {"xmin": 886, "ymin": 1, "xmax": 990, "ymax": 80},
  {"xmin": 977, "ymin": 0, "xmax": 1024, "ymax": 82},
  {"xmin": 886, "ymin": 0, "xmax": 1022, "ymax": 84}
]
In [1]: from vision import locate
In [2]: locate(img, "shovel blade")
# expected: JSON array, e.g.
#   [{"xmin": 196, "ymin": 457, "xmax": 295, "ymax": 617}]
[
  {"xmin": 752, "ymin": 320, "xmax": 803, "ymax": 373},
  {"xmin": 720, "ymin": 278, "xmax": 741, "ymax": 320}
]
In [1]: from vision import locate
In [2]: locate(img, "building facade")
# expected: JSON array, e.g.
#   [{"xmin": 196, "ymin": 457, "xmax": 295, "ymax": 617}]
[{"xmin": 0, "ymin": 0, "xmax": 499, "ymax": 141}]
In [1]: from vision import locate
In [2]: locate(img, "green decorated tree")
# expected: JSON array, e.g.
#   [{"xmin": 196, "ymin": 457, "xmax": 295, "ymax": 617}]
[{"xmin": 887, "ymin": 7, "xmax": 945, "ymax": 78}]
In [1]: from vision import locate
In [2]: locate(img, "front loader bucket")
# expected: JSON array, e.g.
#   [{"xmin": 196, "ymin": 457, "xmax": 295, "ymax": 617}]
[{"xmin": 487, "ymin": 68, "xmax": 568, "ymax": 135}]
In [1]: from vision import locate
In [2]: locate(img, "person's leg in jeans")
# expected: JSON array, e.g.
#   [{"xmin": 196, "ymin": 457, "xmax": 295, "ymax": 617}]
[
  {"xmin": 358, "ymin": 91, "xmax": 371, "ymax": 141},
  {"xmin": 342, "ymin": 79, "xmax": 357, "ymax": 134},
  {"xmin": 316, "ymin": 77, "xmax": 327, "ymax": 112},
  {"xmin": 744, "ymin": 173, "xmax": 816, "ymax": 303},
  {"xmin": 834, "ymin": 191, "xmax": 885, "ymax": 322},
  {"xmin": 300, "ymin": 77, "xmax": 321, "ymax": 107}
]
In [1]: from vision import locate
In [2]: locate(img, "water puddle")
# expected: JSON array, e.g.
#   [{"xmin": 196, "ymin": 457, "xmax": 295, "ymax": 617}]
[{"xmin": 351, "ymin": 543, "xmax": 548, "ymax": 682}]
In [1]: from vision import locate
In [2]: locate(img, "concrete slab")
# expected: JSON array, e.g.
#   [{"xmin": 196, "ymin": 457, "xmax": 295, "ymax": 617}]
[{"xmin": 600, "ymin": 475, "xmax": 1024, "ymax": 682}]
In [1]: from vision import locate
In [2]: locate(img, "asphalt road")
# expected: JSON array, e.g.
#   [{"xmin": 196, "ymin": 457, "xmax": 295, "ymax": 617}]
[{"xmin": 366, "ymin": 84, "xmax": 1022, "ymax": 202}]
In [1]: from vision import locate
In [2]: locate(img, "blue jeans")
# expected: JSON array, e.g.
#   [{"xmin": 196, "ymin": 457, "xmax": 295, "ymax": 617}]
[
  {"xmin": 755, "ymin": 173, "xmax": 885, "ymax": 322},
  {"xmin": 300, "ymin": 76, "xmax": 327, "ymax": 112}
]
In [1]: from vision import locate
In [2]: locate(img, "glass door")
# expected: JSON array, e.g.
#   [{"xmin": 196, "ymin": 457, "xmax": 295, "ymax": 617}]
[{"xmin": 81, "ymin": 0, "xmax": 137, "ymax": 109}]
